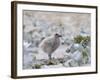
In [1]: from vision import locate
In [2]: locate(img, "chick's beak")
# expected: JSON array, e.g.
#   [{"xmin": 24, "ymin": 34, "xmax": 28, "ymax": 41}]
[{"xmin": 59, "ymin": 35, "xmax": 62, "ymax": 37}]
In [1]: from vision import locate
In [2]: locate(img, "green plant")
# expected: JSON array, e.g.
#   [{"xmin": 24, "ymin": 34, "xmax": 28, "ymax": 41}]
[
  {"xmin": 34, "ymin": 64, "xmax": 41, "ymax": 69},
  {"xmin": 82, "ymin": 49, "xmax": 88, "ymax": 64},
  {"xmin": 74, "ymin": 35, "xmax": 84, "ymax": 43},
  {"xmin": 74, "ymin": 35, "xmax": 90, "ymax": 44}
]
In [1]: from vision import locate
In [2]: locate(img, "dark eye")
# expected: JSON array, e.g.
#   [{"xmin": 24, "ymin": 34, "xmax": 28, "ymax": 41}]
[{"xmin": 55, "ymin": 33, "xmax": 59, "ymax": 36}]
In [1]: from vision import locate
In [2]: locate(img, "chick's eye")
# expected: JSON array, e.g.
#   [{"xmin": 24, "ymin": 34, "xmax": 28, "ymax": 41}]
[{"xmin": 55, "ymin": 33, "xmax": 59, "ymax": 36}]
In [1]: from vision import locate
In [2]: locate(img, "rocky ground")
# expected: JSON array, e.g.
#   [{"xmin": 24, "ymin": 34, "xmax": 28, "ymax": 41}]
[{"xmin": 23, "ymin": 42, "xmax": 90, "ymax": 69}]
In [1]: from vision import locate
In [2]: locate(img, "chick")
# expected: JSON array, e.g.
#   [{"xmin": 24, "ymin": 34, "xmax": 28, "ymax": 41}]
[{"xmin": 39, "ymin": 33, "xmax": 62, "ymax": 60}]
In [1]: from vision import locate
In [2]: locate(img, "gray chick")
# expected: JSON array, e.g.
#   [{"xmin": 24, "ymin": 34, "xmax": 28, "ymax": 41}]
[{"xmin": 39, "ymin": 33, "xmax": 62, "ymax": 60}]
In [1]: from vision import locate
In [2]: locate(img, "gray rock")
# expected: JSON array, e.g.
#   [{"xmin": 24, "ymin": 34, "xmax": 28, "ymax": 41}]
[{"xmin": 63, "ymin": 59, "xmax": 78, "ymax": 67}]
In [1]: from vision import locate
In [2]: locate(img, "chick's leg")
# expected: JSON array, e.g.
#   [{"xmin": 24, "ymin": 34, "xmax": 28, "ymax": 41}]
[{"xmin": 48, "ymin": 53, "xmax": 52, "ymax": 60}]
